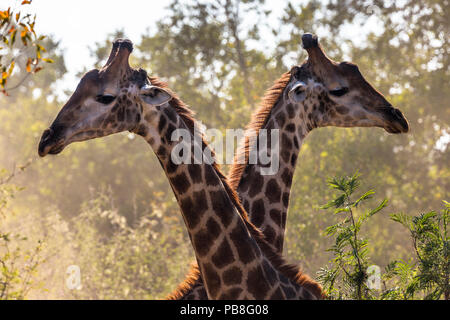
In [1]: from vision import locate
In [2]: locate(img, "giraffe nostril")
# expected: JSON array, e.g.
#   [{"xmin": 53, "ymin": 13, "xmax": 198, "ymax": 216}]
[
  {"xmin": 384, "ymin": 106, "xmax": 409, "ymax": 133},
  {"xmin": 42, "ymin": 128, "xmax": 54, "ymax": 141},
  {"xmin": 393, "ymin": 108, "xmax": 403, "ymax": 119},
  {"xmin": 38, "ymin": 128, "xmax": 58, "ymax": 157}
]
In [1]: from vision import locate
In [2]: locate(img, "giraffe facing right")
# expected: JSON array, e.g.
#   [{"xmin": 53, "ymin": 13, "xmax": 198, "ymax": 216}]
[
  {"xmin": 231, "ymin": 33, "xmax": 409, "ymax": 252},
  {"xmin": 170, "ymin": 33, "xmax": 409, "ymax": 299}
]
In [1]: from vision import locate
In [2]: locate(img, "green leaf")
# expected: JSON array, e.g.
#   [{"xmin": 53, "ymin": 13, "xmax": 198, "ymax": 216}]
[
  {"xmin": 368, "ymin": 198, "xmax": 388, "ymax": 217},
  {"xmin": 390, "ymin": 212, "xmax": 411, "ymax": 228},
  {"xmin": 354, "ymin": 190, "xmax": 375, "ymax": 207}
]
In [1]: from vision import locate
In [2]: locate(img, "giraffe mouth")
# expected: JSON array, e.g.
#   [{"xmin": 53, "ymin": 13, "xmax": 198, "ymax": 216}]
[
  {"xmin": 48, "ymin": 143, "xmax": 65, "ymax": 155},
  {"xmin": 385, "ymin": 124, "xmax": 407, "ymax": 134},
  {"xmin": 38, "ymin": 139, "xmax": 65, "ymax": 157}
]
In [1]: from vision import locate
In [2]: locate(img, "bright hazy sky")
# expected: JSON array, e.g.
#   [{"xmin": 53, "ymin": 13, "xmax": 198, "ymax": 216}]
[
  {"xmin": 3, "ymin": 0, "xmax": 170, "ymax": 92},
  {"xmin": 2, "ymin": 0, "xmax": 371, "ymax": 95},
  {"xmin": 1, "ymin": 0, "xmax": 295, "ymax": 94}
]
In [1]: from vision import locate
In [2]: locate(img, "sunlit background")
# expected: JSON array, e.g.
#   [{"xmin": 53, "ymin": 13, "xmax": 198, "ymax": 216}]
[{"xmin": 0, "ymin": 0, "xmax": 448, "ymax": 299}]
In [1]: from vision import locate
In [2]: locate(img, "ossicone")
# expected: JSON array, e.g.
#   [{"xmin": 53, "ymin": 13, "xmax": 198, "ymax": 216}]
[{"xmin": 302, "ymin": 33, "xmax": 319, "ymax": 49}]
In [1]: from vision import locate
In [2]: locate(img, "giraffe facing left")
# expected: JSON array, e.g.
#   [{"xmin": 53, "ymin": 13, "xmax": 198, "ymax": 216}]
[{"xmin": 38, "ymin": 39, "xmax": 323, "ymax": 299}]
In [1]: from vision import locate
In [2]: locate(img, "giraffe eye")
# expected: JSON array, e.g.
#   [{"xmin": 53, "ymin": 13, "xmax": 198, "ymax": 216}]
[
  {"xmin": 96, "ymin": 94, "xmax": 116, "ymax": 105},
  {"xmin": 329, "ymin": 87, "xmax": 349, "ymax": 97}
]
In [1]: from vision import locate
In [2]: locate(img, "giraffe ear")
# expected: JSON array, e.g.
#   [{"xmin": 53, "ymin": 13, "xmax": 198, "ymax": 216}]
[
  {"xmin": 140, "ymin": 85, "xmax": 172, "ymax": 106},
  {"xmin": 288, "ymin": 81, "xmax": 307, "ymax": 103}
]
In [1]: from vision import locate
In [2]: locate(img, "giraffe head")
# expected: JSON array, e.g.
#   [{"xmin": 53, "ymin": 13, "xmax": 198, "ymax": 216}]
[
  {"xmin": 286, "ymin": 34, "xmax": 409, "ymax": 134},
  {"xmin": 38, "ymin": 39, "xmax": 172, "ymax": 157}
]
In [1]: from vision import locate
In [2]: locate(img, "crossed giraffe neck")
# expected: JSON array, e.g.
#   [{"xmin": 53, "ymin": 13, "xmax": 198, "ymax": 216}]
[
  {"xmin": 134, "ymin": 78, "xmax": 320, "ymax": 300},
  {"xmin": 37, "ymin": 38, "xmax": 321, "ymax": 300},
  {"xmin": 38, "ymin": 37, "xmax": 408, "ymax": 300},
  {"xmin": 173, "ymin": 34, "xmax": 409, "ymax": 300},
  {"xmin": 172, "ymin": 71, "xmax": 318, "ymax": 300},
  {"xmin": 231, "ymin": 73, "xmax": 310, "ymax": 253}
]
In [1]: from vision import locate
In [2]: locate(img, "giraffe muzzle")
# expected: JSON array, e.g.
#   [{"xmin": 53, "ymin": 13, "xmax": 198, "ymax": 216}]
[
  {"xmin": 383, "ymin": 107, "xmax": 409, "ymax": 134},
  {"xmin": 38, "ymin": 127, "xmax": 65, "ymax": 157}
]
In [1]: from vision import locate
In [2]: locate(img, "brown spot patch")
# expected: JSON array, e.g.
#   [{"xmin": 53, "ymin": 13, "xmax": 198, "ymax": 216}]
[
  {"xmin": 285, "ymin": 123, "xmax": 295, "ymax": 132},
  {"xmin": 193, "ymin": 229, "xmax": 213, "ymax": 257},
  {"xmin": 250, "ymin": 198, "xmax": 265, "ymax": 227},
  {"xmin": 188, "ymin": 164, "xmax": 203, "ymax": 184},
  {"xmin": 163, "ymin": 107, "xmax": 177, "ymax": 123},
  {"xmin": 180, "ymin": 196, "xmax": 199, "ymax": 229},
  {"xmin": 204, "ymin": 165, "xmax": 219, "ymax": 186},
  {"xmin": 172, "ymin": 172, "xmax": 190, "ymax": 194},
  {"xmin": 336, "ymin": 106, "xmax": 349, "ymax": 114},
  {"xmin": 282, "ymin": 192, "xmax": 290, "ymax": 207},
  {"xmin": 266, "ymin": 179, "xmax": 281, "ymax": 204},
  {"xmin": 248, "ymin": 170, "xmax": 264, "ymax": 198},
  {"xmin": 281, "ymin": 149, "xmax": 290, "ymax": 163},
  {"xmin": 275, "ymin": 111, "xmax": 286, "ymax": 127},
  {"xmin": 247, "ymin": 265, "xmax": 270, "ymax": 299},
  {"xmin": 281, "ymin": 133, "xmax": 292, "ymax": 149},
  {"xmin": 158, "ymin": 115, "xmax": 167, "ymax": 133},
  {"xmin": 202, "ymin": 263, "xmax": 221, "ymax": 299},
  {"xmin": 166, "ymin": 159, "xmax": 177, "ymax": 174},
  {"xmin": 211, "ymin": 238, "xmax": 235, "ymax": 269},
  {"xmin": 193, "ymin": 190, "xmax": 208, "ymax": 217},
  {"xmin": 290, "ymin": 153, "xmax": 297, "ymax": 167},
  {"xmin": 281, "ymin": 168, "xmax": 292, "ymax": 187},
  {"xmin": 206, "ymin": 217, "xmax": 221, "ymax": 241},
  {"xmin": 223, "ymin": 266, "xmax": 243, "ymax": 286},
  {"xmin": 286, "ymin": 103, "xmax": 295, "ymax": 118},
  {"xmin": 210, "ymin": 190, "xmax": 233, "ymax": 227},
  {"xmin": 230, "ymin": 223, "xmax": 257, "ymax": 264},
  {"xmin": 264, "ymin": 225, "xmax": 276, "ymax": 244},
  {"xmin": 156, "ymin": 145, "xmax": 166, "ymax": 157},
  {"xmin": 117, "ymin": 106, "xmax": 125, "ymax": 121},
  {"xmin": 136, "ymin": 124, "xmax": 148, "ymax": 136},
  {"xmin": 269, "ymin": 209, "xmax": 282, "ymax": 226}
]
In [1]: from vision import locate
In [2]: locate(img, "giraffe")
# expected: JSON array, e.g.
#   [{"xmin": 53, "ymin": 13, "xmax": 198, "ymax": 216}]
[
  {"xmin": 231, "ymin": 33, "xmax": 409, "ymax": 251},
  {"xmin": 38, "ymin": 39, "xmax": 323, "ymax": 300},
  {"xmin": 170, "ymin": 33, "xmax": 409, "ymax": 299}
]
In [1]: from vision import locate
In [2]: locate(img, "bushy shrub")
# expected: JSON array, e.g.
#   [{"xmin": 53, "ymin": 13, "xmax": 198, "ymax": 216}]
[
  {"xmin": 0, "ymin": 167, "xmax": 45, "ymax": 300},
  {"xmin": 318, "ymin": 173, "xmax": 449, "ymax": 300}
]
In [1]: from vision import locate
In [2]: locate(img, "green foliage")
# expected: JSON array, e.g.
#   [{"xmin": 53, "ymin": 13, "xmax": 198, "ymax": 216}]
[
  {"xmin": 0, "ymin": 0, "xmax": 447, "ymax": 299},
  {"xmin": 380, "ymin": 259, "xmax": 417, "ymax": 300},
  {"xmin": 1, "ymin": 172, "xmax": 193, "ymax": 300},
  {"xmin": 390, "ymin": 202, "xmax": 449, "ymax": 300},
  {"xmin": 65, "ymin": 190, "xmax": 193, "ymax": 300},
  {"xmin": 318, "ymin": 173, "xmax": 388, "ymax": 299},
  {"xmin": 319, "ymin": 173, "xmax": 449, "ymax": 300},
  {"xmin": 0, "ymin": 167, "xmax": 45, "ymax": 300}
]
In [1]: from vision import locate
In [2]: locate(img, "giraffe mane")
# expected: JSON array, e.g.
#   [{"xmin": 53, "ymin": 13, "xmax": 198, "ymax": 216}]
[
  {"xmin": 148, "ymin": 76, "xmax": 251, "ymax": 221},
  {"xmin": 228, "ymin": 70, "xmax": 293, "ymax": 190},
  {"xmin": 165, "ymin": 264, "xmax": 202, "ymax": 300},
  {"xmin": 150, "ymin": 76, "xmax": 323, "ymax": 300}
]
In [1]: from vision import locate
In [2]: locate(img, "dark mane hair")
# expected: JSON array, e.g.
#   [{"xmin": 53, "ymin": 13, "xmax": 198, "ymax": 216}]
[
  {"xmin": 149, "ymin": 75, "xmax": 323, "ymax": 300},
  {"xmin": 228, "ymin": 70, "xmax": 292, "ymax": 190}
]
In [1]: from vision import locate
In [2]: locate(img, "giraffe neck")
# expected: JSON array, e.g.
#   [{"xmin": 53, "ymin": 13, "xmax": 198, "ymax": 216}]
[
  {"xmin": 135, "ymin": 102, "xmax": 289, "ymax": 299},
  {"xmin": 235, "ymin": 94, "xmax": 314, "ymax": 253}
]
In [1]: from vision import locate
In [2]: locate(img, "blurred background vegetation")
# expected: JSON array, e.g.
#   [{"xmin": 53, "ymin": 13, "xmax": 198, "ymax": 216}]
[{"xmin": 0, "ymin": 0, "xmax": 448, "ymax": 299}]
